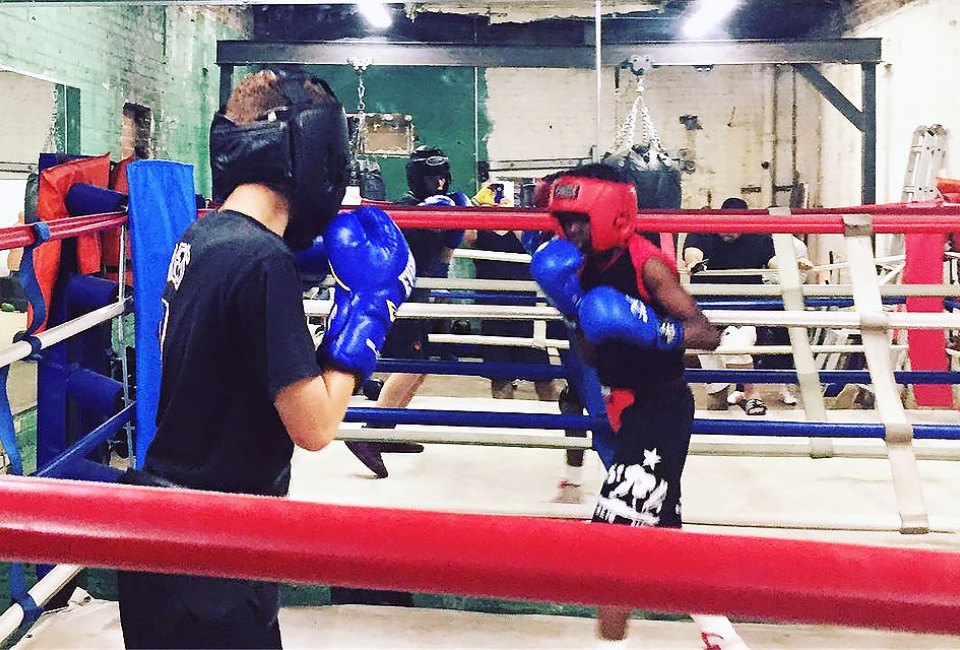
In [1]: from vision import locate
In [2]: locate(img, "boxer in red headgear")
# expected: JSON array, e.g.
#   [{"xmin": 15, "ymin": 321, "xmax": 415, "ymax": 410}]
[{"xmin": 531, "ymin": 165, "xmax": 747, "ymax": 649}]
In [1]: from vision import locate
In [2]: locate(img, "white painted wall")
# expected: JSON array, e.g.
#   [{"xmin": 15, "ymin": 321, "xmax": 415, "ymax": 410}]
[
  {"xmin": 484, "ymin": 63, "xmax": 826, "ymax": 211},
  {"xmin": 819, "ymin": 0, "xmax": 960, "ymax": 207},
  {"xmin": 0, "ymin": 70, "xmax": 56, "ymax": 180}
]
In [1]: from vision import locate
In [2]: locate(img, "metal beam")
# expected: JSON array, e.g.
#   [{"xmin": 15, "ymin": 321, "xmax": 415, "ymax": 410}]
[
  {"xmin": 217, "ymin": 39, "xmax": 883, "ymax": 68},
  {"xmin": 793, "ymin": 63, "xmax": 864, "ymax": 131},
  {"xmin": 862, "ymin": 63, "xmax": 878, "ymax": 205},
  {"xmin": 219, "ymin": 64, "xmax": 234, "ymax": 109}
]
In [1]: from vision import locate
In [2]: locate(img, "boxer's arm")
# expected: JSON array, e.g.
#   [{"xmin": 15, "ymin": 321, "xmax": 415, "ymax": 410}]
[
  {"xmin": 642, "ymin": 257, "xmax": 720, "ymax": 350},
  {"xmin": 274, "ymin": 371, "xmax": 354, "ymax": 451},
  {"xmin": 238, "ymin": 253, "xmax": 350, "ymax": 452}
]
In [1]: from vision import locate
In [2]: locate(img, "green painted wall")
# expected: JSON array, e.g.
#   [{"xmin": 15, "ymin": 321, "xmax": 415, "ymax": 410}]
[
  {"xmin": 312, "ymin": 65, "xmax": 489, "ymax": 201},
  {"xmin": 0, "ymin": 4, "xmax": 249, "ymax": 195}
]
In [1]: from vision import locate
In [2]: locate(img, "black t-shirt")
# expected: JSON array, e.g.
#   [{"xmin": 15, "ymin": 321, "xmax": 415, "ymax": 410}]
[
  {"xmin": 683, "ymin": 233, "xmax": 775, "ymax": 284},
  {"xmin": 144, "ymin": 210, "xmax": 319, "ymax": 496},
  {"xmin": 580, "ymin": 245, "xmax": 685, "ymax": 389},
  {"xmin": 396, "ymin": 191, "xmax": 459, "ymax": 279},
  {"xmin": 474, "ymin": 230, "xmax": 529, "ymax": 282}
]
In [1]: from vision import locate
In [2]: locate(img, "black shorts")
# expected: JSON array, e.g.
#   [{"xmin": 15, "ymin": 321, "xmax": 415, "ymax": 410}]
[
  {"xmin": 118, "ymin": 571, "xmax": 281, "ymax": 649},
  {"xmin": 380, "ymin": 319, "xmax": 426, "ymax": 360},
  {"xmin": 755, "ymin": 326, "xmax": 793, "ymax": 371},
  {"xmin": 592, "ymin": 383, "xmax": 694, "ymax": 528},
  {"xmin": 480, "ymin": 319, "xmax": 549, "ymax": 365}
]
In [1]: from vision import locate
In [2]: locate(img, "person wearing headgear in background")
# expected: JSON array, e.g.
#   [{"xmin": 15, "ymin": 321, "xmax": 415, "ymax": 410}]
[
  {"xmin": 683, "ymin": 197, "xmax": 812, "ymax": 415},
  {"xmin": 531, "ymin": 165, "xmax": 749, "ymax": 649},
  {"xmin": 116, "ymin": 69, "xmax": 414, "ymax": 650},
  {"xmin": 341, "ymin": 145, "xmax": 470, "ymax": 480}
]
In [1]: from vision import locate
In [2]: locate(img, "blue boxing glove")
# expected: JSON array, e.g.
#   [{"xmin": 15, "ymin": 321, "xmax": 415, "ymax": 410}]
[
  {"xmin": 419, "ymin": 195, "xmax": 456, "ymax": 207},
  {"xmin": 448, "ymin": 191, "xmax": 471, "ymax": 207},
  {"xmin": 520, "ymin": 230, "xmax": 549, "ymax": 256},
  {"xmin": 444, "ymin": 192, "xmax": 470, "ymax": 249},
  {"xmin": 530, "ymin": 238, "xmax": 584, "ymax": 318},
  {"xmin": 419, "ymin": 194, "xmax": 466, "ymax": 250},
  {"xmin": 293, "ymin": 235, "xmax": 328, "ymax": 276},
  {"xmin": 319, "ymin": 206, "xmax": 417, "ymax": 379},
  {"xmin": 578, "ymin": 286, "xmax": 684, "ymax": 351}
]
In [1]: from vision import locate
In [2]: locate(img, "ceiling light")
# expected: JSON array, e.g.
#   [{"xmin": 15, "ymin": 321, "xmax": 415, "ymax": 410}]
[
  {"xmin": 357, "ymin": 1, "xmax": 392, "ymax": 30},
  {"xmin": 683, "ymin": 0, "xmax": 741, "ymax": 39}
]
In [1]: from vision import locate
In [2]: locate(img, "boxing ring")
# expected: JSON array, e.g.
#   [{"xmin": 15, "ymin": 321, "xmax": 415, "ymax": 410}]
[{"xmin": 1, "ymin": 184, "xmax": 960, "ymax": 646}]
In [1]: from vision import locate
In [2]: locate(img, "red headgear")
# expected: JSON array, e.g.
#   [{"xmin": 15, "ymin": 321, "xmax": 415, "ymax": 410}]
[{"xmin": 548, "ymin": 176, "xmax": 638, "ymax": 251}]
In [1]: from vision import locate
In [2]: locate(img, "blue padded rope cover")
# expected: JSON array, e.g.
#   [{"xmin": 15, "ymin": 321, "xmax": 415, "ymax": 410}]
[
  {"xmin": 19, "ymin": 222, "xmax": 52, "ymax": 341},
  {"xmin": 557, "ymin": 323, "xmax": 615, "ymax": 468},
  {"xmin": 4, "ymin": 220, "xmax": 53, "ymax": 618},
  {"xmin": 126, "ymin": 161, "xmax": 196, "ymax": 467}
]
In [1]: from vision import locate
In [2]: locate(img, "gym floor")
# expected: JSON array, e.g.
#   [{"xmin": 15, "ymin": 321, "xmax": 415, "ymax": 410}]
[{"xmin": 8, "ymin": 371, "xmax": 960, "ymax": 648}]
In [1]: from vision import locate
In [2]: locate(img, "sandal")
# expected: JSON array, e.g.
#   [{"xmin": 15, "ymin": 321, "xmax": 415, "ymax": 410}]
[{"xmin": 738, "ymin": 397, "xmax": 767, "ymax": 416}]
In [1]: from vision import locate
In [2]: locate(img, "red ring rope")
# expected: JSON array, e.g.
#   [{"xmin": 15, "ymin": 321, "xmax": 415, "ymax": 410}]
[
  {"xmin": 0, "ymin": 476, "xmax": 957, "ymax": 635},
  {"xmin": 1, "ymin": 202, "xmax": 960, "ymax": 253}
]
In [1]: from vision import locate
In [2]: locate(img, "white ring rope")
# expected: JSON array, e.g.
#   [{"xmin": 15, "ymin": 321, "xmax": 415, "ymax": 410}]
[
  {"xmin": 0, "ymin": 300, "xmax": 127, "ymax": 371},
  {"xmin": 416, "ymin": 278, "xmax": 960, "ymax": 298},
  {"xmin": 305, "ymin": 299, "xmax": 960, "ymax": 329}
]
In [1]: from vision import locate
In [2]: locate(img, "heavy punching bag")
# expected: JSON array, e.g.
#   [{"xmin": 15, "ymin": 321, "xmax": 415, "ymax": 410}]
[{"xmin": 603, "ymin": 145, "xmax": 682, "ymax": 247}]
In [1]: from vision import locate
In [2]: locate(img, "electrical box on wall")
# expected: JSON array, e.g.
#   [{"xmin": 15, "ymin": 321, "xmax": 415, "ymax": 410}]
[{"xmin": 348, "ymin": 113, "xmax": 417, "ymax": 157}]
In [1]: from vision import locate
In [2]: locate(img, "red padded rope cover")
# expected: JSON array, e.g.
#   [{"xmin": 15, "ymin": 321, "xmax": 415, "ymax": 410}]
[
  {"xmin": 3, "ymin": 204, "xmax": 960, "ymax": 257},
  {"xmin": 384, "ymin": 205, "xmax": 960, "ymax": 234},
  {"xmin": 0, "ymin": 476, "xmax": 957, "ymax": 635}
]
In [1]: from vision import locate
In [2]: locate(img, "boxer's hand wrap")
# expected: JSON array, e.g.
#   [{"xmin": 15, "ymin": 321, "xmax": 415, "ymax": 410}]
[
  {"xmin": 530, "ymin": 238, "xmax": 584, "ymax": 318},
  {"xmin": 318, "ymin": 206, "xmax": 416, "ymax": 379},
  {"xmin": 578, "ymin": 286, "xmax": 684, "ymax": 352}
]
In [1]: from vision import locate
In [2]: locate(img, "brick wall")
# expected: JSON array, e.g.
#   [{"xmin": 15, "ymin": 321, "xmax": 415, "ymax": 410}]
[
  {"xmin": 0, "ymin": 5, "xmax": 251, "ymax": 194},
  {"xmin": 485, "ymin": 63, "xmax": 823, "ymax": 210}
]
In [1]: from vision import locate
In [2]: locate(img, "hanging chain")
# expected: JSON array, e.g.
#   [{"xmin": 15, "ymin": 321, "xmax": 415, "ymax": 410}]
[
  {"xmin": 42, "ymin": 86, "xmax": 62, "ymax": 153},
  {"xmin": 356, "ymin": 73, "xmax": 366, "ymax": 113},
  {"xmin": 612, "ymin": 60, "xmax": 661, "ymax": 154},
  {"xmin": 348, "ymin": 57, "xmax": 373, "ymax": 160},
  {"xmin": 636, "ymin": 76, "xmax": 661, "ymax": 154}
]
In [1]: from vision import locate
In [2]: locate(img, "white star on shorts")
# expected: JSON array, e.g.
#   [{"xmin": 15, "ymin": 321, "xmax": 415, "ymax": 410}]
[{"xmin": 642, "ymin": 448, "xmax": 661, "ymax": 470}]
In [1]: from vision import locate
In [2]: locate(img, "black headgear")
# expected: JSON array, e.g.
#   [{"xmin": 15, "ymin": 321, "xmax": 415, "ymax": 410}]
[
  {"xmin": 405, "ymin": 146, "xmax": 451, "ymax": 200},
  {"xmin": 210, "ymin": 70, "xmax": 350, "ymax": 251}
]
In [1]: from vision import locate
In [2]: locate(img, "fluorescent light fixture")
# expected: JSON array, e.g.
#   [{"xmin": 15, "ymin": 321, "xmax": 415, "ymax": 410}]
[
  {"xmin": 683, "ymin": 0, "xmax": 741, "ymax": 39},
  {"xmin": 357, "ymin": 1, "xmax": 392, "ymax": 30}
]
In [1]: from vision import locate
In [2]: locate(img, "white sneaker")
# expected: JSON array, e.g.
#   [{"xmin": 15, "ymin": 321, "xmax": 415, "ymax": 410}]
[{"xmin": 780, "ymin": 386, "xmax": 798, "ymax": 406}]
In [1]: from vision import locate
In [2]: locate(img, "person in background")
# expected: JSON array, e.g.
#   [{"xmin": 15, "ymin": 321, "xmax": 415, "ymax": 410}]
[
  {"xmin": 683, "ymin": 197, "xmax": 773, "ymax": 415},
  {"xmin": 342, "ymin": 145, "xmax": 470, "ymax": 480},
  {"xmin": 684, "ymin": 197, "xmax": 813, "ymax": 413}
]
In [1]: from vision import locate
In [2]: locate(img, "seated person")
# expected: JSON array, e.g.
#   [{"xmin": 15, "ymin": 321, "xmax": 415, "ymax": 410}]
[
  {"xmin": 683, "ymin": 197, "xmax": 813, "ymax": 415},
  {"xmin": 683, "ymin": 197, "xmax": 774, "ymax": 415}
]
